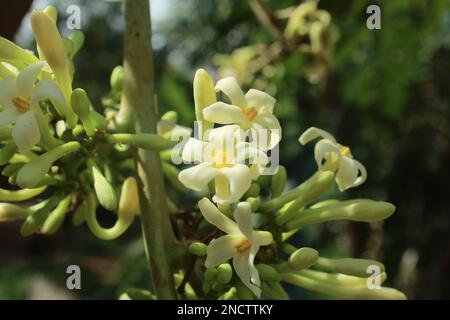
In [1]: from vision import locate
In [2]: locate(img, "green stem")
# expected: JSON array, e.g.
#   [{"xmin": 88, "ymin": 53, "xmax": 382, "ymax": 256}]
[{"xmin": 122, "ymin": 0, "xmax": 177, "ymax": 299}]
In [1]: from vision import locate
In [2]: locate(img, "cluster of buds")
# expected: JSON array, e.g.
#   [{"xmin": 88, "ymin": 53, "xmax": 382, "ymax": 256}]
[{"xmin": 175, "ymin": 70, "xmax": 405, "ymax": 299}]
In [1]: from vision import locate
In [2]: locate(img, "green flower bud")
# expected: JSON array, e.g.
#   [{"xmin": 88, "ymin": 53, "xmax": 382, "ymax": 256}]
[
  {"xmin": 271, "ymin": 165, "xmax": 287, "ymax": 197},
  {"xmin": 315, "ymin": 257, "xmax": 385, "ymax": 278},
  {"xmin": 63, "ymin": 38, "xmax": 73, "ymax": 57},
  {"xmin": 20, "ymin": 193, "xmax": 63, "ymax": 236},
  {"xmin": 256, "ymin": 264, "xmax": 281, "ymax": 282},
  {"xmin": 0, "ymin": 142, "xmax": 17, "ymax": 165},
  {"xmin": 288, "ymin": 247, "xmax": 319, "ymax": 270},
  {"xmin": 188, "ymin": 242, "xmax": 207, "ymax": 257},
  {"xmin": 0, "ymin": 186, "xmax": 46, "ymax": 202},
  {"xmin": 202, "ymin": 283, "xmax": 211, "ymax": 294},
  {"xmin": 67, "ymin": 31, "xmax": 85, "ymax": 57},
  {"xmin": 2, "ymin": 163, "xmax": 23, "ymax": 177},
  {"xmin": 107, "ymin": 133, "xmax": 169, "ymax": 151},
  {"xmin": 0, "ymin": 126, "xmax": 12, "ymax": 141},
  {"xmin": 204, "ymin": 268, "xmax": 217, "ymax": 284},
  {"xmin": 71, "ymin": 88, "xmax": 95, "ymax": 136},
  {"xmin": 0, "ymin": 203, "xmax": 31, "ymax": 222},
  {"xmin": 110, "ymin": 66, "xmax": 124, "ymax": 92},
  {"xmin": 41, "ymin": 194, "xmax": 72, "ymax": 235},
  {"xmin": 0, "ymin": 36, "xmax": 38, "ymax": 64},
  {"xmin": 246, "ymin": 197, "xmax": 260, "ymax": 212},
  {"xmin": 285, "ymin": 199, "xmax": 396, "ymax": 230},
  {"xmin": 218, "ymin": 287, "xmax": 237, "ymax": 300},
  {"xmin": 216, "ymin": 263, "xmax": 233, "ymax": 284},
  {"xmin": 161, "ymin": 111, "xmax": 178, "ymax": 123},
  {"xmin": 299, "ymin": 269, "xmax": 388, "ymax": 287},
  {"xmin": 87, "ymin": 159, "xmax": 118, "ymax": 211},
  {"xmin": 235, "ymin": 281, "xmax": 255, "ymax": 300},
  {"xmin": 119, "ymin": 288, "xmax": 156, "ymax": 300},
  {"xmin": 0, "ymin": 62, "xmax": 18, "ymax": 79},
  {"xmin": 16, "ymin": 142, "xmax": 81, "ymax": 188},
  {"xmin": 72, "ymin": 199, "xmax": 87, "ymax": 226},
  {"xmin": 90, "ymin": 110, "xmax": 108, "ymax": 131},
  {"xmin": 244, "ymin": 183, "xmax": 260, "ymax": 198},
  {"xmin": 193, "ymin": 69, "xmax": 215, "ymax": 134},
  {"xmin": 261, "ymin": 281, "xmax": 289, "ymax": 300},
  {"xmin": 43, "ymin": 6, "xmax": 57, "ymax": 23},
  {"xmin": 212, "ymin": 282, "xmax": 226, "ymax": 292}
]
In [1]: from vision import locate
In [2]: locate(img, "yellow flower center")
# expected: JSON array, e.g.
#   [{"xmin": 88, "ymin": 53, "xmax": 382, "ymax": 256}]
[
  {"xmin": 339, "ymin": 146, "xmax": 351, "ymax": 156},
  {"xmin": 235, "ymin": 237, "xmax": 251, "ymax": 253},
  {"xmin": 244, "ymin": 107, "xmax": 258, "ymax": 120},
  {"xmin": 214, "ymin": 150, "xmax": 232, "ymax": 168},
  {"xmin": 12, "ymin": 96, "xmax": 31, "ymax": 113}
]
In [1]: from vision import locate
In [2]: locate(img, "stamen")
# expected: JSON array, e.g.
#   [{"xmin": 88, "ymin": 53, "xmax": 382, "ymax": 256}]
[
  {"xmin": 244, "ymin": 107, "xmax": 258, "ymax": 120},
  {"xmin": 340, "ymin": 146, "xmax": 351, "ymax": 156},
  {"xmin": 235, "ymin": 237, "xmax": 251, "ymax": 253},
  {"xmin": 12, "ymin": 96, "xmax": 31, "ymax": 113}
]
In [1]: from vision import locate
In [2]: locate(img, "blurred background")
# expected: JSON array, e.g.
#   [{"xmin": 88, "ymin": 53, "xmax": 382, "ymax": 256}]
[{"xmin": 0, "ymin": 0, "xmax": 449, "ymax": 299}]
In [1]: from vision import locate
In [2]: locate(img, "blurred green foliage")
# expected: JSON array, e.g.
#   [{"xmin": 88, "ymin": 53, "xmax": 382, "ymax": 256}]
[{"xmin": 1, "ymin": 0, "xmax": 449, "ymax": 299}]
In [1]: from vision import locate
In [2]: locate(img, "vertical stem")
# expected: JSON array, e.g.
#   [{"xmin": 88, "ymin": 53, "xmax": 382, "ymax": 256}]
[{"xmin": 122, "ymin": 0, "xmax": 177, "ymax": 299}]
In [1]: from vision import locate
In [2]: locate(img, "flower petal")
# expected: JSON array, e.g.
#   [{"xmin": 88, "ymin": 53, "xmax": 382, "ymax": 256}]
[
  {"xmin": 205, "ymin": 234, "xmax": 242, "ymax": 268},
  {"xmin": 207, "ymin": 124, "xmax": 245, "ymax": 145},
  {"xmin": 11, "ymin": 109, "xmax": 40, "ymax": 152},
  {"xmin": 215, "ymin": 77, "xmax": 246, "ymax": 108},
  {"xmin": 248, "ymin": 231, "xmax": 273, "ymax": 287},
  {"xmin": 181, "ymin": 138, "xmax": 209, "ymax": 163},
  {"xmin": 235, "ymin": 142, "xmax": 269, "ymax": 166},
  {"xmin": 314, "ymin": 139, "xmax": 338, "ymax": 169},
  {"xmin": 299, "ymin": 126, "xmax": 336, "ymax": 145},
  {"xmin": 350, "ymin": 159, "xmax": 367, "ymax": 188},
  {"xmin": 198, "ymin": 197, "xmax": 240, "ymax": 235},
  {"xmin": 203, "ymin": 101, "xmax": 246, "ymax": 124},
  {"xmin": 178, "ymin": 162, "xmax": 218, "ymax": 191},
  {"xmin": 214, "ymin": 164, "xmax": 252, "ymax": 203},
  {"xmin": 253, "ymin": 111, "xmax": 282, "ymax": 150},
  {"xmin": 335, "ymin": 155, "xmax": 360, "ymax": 191},
  {"xmin": 0, "ymin": 108, "xmax": 19, "ymax": 127},
  {"xmin": 234, "ymin": 202, "xmax": 253, "ymax": 241},
  {"xmin": 245, "ymin": 89, "xmax": 276, "ymax": 113},
  {"xmin": 233, "ymin": 251, "xmax": 261, "ymax": 297},
  {"xmin": 30, "ymin": 79, "xmax": 66, "ymax": 107},
  {"xmin": 0, "ymin": 76, "xmax": 18, "ymax": 110},
  {"xmin": 16, "ymin": 61, "xmax": 46, "ymax": 98}
]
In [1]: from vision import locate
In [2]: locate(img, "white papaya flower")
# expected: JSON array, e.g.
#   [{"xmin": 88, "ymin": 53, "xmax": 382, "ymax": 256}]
[
  {"xmin": 178, "ymin": 125, "xmax": 268, "ymax": 204},
  {"xmin": 198, "ymin": 197, "xmax": 273, "ymax": 297},
  {"xmin": 299, "ymin": 127, "xmax": 367, "ymax": 191},
  {"xmin": 0, "ymin": 61, "xmax": 65, "ymax": 151},
  {"xmin": 202, "ymin": 77, "xmax": 281, "ymax": 150}
]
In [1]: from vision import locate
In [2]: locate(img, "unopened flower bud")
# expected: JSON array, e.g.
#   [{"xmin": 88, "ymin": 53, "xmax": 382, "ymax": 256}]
[
  {"xmin": 118, "ymin": 177, "xmax": 139, "ymax": 221},
  {"xmin": 87, "ymin": 159, "xmax": 118, "ymax": 211},
  {"xmin": 316, "ymin": 257, "xmax": 385, "ymax": 278},
  {"xmin": 67, "ymin": 31, "xmax": 85, "ymax": 57},
  {"xmin": 193, "ymin": 69, "xmax": 215, "ymax": 134},
  {"xmin": 71, "ymin": 88, "xmax": 95, "ymax": 136},
  {"xmin": 218, "ymin": 287, "xmax": 237, "ymax": 300},
  {"xmin": 188, "ymin": 242, "xmax": 207, "ymax": 256},
  {"xmin": 216, "ymin": 263, "xmax": 233, "ymax": 284},
  {"xmin": 41, "ymin": 193, "xmax": 72, "ymax": 235},
  {"xmin": 288, "ymin": 247, "xmax": 319, "ymax": 270},
  {"xmin": 0, "ymin": 186, "xmax": 46, "ymax": 202},
  {"xmin": 0, "ymin": 142, "xmax": 17, "ymax": 165},
  {"xmin": 256, "ymin": 264, "xmax": 281, "ymax": 282},
  {"xmin": 0, "ymin": 36, "xmax": 38, "ymax": 64},
  {"xmin": 271, "ymin": 165, "xmax": 287, "ymax": 197},
  {"xmin": 161, "ymin": 111, "xmax": 178, "ymax": 123},
  {"xmin": 0, "ymin": 203, "xmax": 31, "ymax": 222},
  {"xmin": 72, "ymin": 199, "xmax": 87, "ymax": 226},
  {"xmin": 244, "ymin": 182, "xmax": 260, "ymax": 198},
  {"xmin": 110, "ymin": 66, "xmax": 124, "ymax": 92},
  {"xmin": 107, "ymin": 133, "xmax": 169, "ymax": 150}
]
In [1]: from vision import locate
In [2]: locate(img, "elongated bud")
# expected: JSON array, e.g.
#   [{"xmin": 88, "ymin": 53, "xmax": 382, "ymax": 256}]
[
  {"xmin": 0, "ymin": 142, "xmax": 17, "ymax": 165},
  {"xmin": 118, "ymin": 177, "xmax": 140, "ymax": 220},
  {"xmin": 110, "ymin": 66, "xmax": 124, "ymax": 92},
  {"xmin": 351, "ymin": 287, "xmax": 407, "ymax": 300},
  {"xmin": 315, "ymin": 257, "xmax": 385, "ymax": 278},
  {"xmin": 119, "ymin": 288, "xmax": 156, "ymax": 300},
  {"xmin": 261, "ymin": 281, "xmax": 289, "ymax": 300},
  {"xmin": 72, "ymin": 199, "xmax": 87, "ymax": 226},
  {"xmin": 188, "ymin": 242, "xmax": 207, "ymax": 256},
  {"xmin": 31, "ymin": 10, "xmax": 77, "ymax": 128},
  {"xmin": 193, "ymin": 69, "xmax": 215, "ymax": 136},
  {"xmin": 235, "ymin": 281, "xmax": 255, "ymax": 300},
  {"xmin": 288, "ymin": 247, "xmax": 319, "ymax": 270},
  {"xmin": 285, "ymin": 199, "xmax": 396, "ymax": 230},
  {"xmin": 162, "ymin": 162, "xmax": 188, "ymax": 192},
  {"xmin": 299, "ymin": 269, "xmax": 387, "ymax": 287},
  {"xmin": 43, "ymin": 5, "xmax": 57, "ymax": 23},
  {"xmin": 67, "ymin": 31, "xmax": 85, "ymax": 57},
  {"xmin": 246, "ymin": 197, "xmax": 260, "ymax": 212},
  {"xmin": 20, "ymin": 193, "xmax": 63, "ymax": 236},
  {"xmin": 107, "ymin": 133, "xmax": 168, "ymax": 150},
  {"xmin": 261, "ymin": 170, "xmax": 334, "ymax": 214},
  {"xmin": 216, "ymin": 263, "xmax": 233, "ymax": 284},
  {"xmin": 16, "ymin": 142, "xmax": 80, "ymax": 188},
  {"xmin": 87, "ymin": 159, "xmax": 118, "ymax": 211},
  {"xmin": 0, "ymin": 36, "xmax": 38, "ymax": 64},
  {"xmin": 2, "ymin": 163, "xmax": 24, "ymax": 177},
  {"xmin": 41, "ymin": 194, "xmax": 72, "ymax": 234},
  {"xmin": 71, "ymin": 88, "xmax": 95, "ymax": 136},
  {"xmin": 218, "ymin": 287, "xmax": 237, "ymax": 300},
  {"xmin": 271, "ymin": 165, "xmax": 287, "ymax": 197},
  {"xmin": 161, "ymin": 111, "xmax": 178, "ymax": 123},
  {"xmin": 256, "ymin": 264, "xmax": 281, "ymax": 282},
  {"xmin": 0, "ymin": 186, "xmax": 46, "ymax": 202},
  {"xmin": 90, "ymin": 110, "xmax": 108, "ymax": 130},
  {"xmin": 244, "ymin": 182, "xmax": 260, "ymax": 198},
  {"xmin": 0, "ymin": 203, "xmax": 31, "ymax": 222}
]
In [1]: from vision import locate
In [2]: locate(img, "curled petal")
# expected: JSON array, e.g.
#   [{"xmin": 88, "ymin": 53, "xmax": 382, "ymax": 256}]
[
  {"xmin": 253, "ymin": 111, "xmax": 282, "ymax": 150},
  {"xmin": 11, "ymin": 110, "xmax": 40, "ymax": 152},
  {"xmin": 215, "ymin": 77, "xmax": 246, "ymax": 108},
  {"xmin": 233, "ymin": 251, "xmax": 261, "ymax": 297},
  {"xmin": 245, "ymin": 89, "xmax": 276, "ymax": 113},
  {"xmin": 335, "ymin": 156, "xmax": 360, "ymax": 191},
  {"xmin": 198, "ymin": 197, "xmax": 240, "ymax": 235},
  {"xmin": 0, "ymin": 76, "xmax": 18, "ymax": 110},
  {"xmin": 314, "ymin": 139, "xmax": 339, "ymax": 169},
  {"xmin": 178, "ymin": 162, "xmax": 217, "ymax": 191},
  {"xmin": 203, "ymin": 101, "xmax": 246, "ymax": 125},
  {"xmin": 31, "ymin": 79, "xmax": 66, "ymax": 107},
  {"xmin": 16, "ymin": 61, "xmax": 46, "ymax": 97},
  {"xmin": 205, "ymin": 234, "xmax": 242, "ymax": 268},
  {"xmin": 299, "ymin": 126, "xmax": 336, "ymax": 145},
  {"xmin": 181, "ymin": 138, "xmax": 209, "ymax": 163},
  {"xmin": 235, "ymin": 202, "xmax": 253, "ymax": 241},
  {"xmin": 214, "ymin": 164, "xmax": 252, "ymax": 204},
  {"xmin": 351, "ymin": 159, "xmax": 367, "ymax": 188}
]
